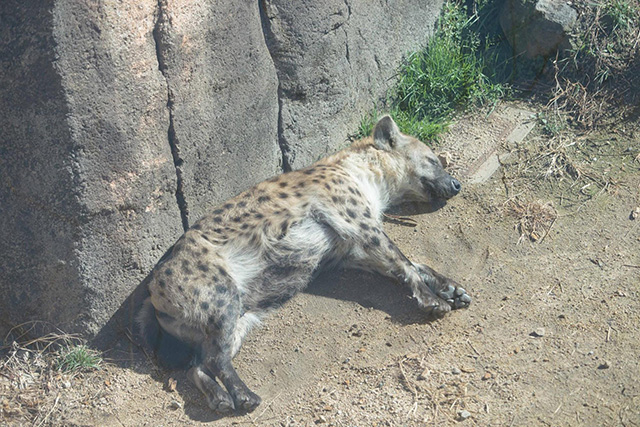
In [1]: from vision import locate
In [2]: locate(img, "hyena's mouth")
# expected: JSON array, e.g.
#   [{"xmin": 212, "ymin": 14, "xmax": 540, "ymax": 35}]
[{"xmin": 421, "ymin": 175, "xmax": 461, "ymax": 200}]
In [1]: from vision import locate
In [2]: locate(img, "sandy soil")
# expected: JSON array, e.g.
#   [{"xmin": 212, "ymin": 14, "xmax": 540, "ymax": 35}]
[{"xmin": 2, "ymin": 103, "xmax": 639, "ymax": 426}]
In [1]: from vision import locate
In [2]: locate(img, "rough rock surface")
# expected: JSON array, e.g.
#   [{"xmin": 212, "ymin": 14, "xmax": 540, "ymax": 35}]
[
  {"xmin": 500, "ymin": 0, "xmax": 578, "ymax": 59},
  {"xmin": 154, "ymin": 0, "xmax": 281, "ymax": 226},
  {"xmin": 0, "ymin": 0, "xmax": 443, "ymax": 339},
  {"xmin": 262, "ymin": 0, "xmax": 443, "ymax": 170},
  {"xmin": 0, "ymin": 0, "xmax": 183, "ymax": 337}
]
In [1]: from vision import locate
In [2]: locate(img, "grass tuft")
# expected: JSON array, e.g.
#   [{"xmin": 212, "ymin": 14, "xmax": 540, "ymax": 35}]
[
  {"xmin": 56, "ymin": 345, "xmax": 102, "ymax": 373},
  {"xmin": 358, "ymin": 0, "xmax": 507, "ymax": 142}
]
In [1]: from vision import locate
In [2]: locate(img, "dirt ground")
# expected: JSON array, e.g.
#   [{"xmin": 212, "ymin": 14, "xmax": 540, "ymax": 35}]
[{"xmin": 2, "ymin": 103, "xmax": 639, "ymax": 426}]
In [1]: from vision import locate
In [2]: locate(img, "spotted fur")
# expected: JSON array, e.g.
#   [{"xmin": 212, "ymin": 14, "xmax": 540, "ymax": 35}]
[{"xmin": 137, "ymin": 116, "xmax": 470, "ymax": 413}]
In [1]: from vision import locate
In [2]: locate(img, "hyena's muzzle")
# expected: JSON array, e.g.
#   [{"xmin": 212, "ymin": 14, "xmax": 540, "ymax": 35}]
[{"xmin": 421, "ymin": 170, "xmax": 461, "ymax": 200}]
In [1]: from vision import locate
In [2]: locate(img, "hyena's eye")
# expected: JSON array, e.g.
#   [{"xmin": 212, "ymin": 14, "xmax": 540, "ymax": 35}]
[{"xmin": 426, "ymin": 157, "xmax": 439, "ymax": 166}]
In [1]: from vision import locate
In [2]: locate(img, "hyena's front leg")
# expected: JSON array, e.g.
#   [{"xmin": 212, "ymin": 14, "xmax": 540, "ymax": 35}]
[{"xmin": 351, "ymin": 231, "xmax": 464, "ymax": 317}]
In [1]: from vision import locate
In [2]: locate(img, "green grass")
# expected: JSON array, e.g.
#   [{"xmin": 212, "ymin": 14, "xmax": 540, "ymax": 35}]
[
  {"xmin": 56, "ymin": 345, "xmax": 102, "ymax": 373},
  {"xmin": 603, "ymin": 0, "xmax": 636, "ymax": 33},
  {"xmin": 358, "ymin": 0, "xmax": 507, "ymax": 142}
]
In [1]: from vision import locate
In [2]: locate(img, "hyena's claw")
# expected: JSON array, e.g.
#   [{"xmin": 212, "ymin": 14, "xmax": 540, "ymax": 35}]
[
  {"xmin": 419, "ymin": 300, "xmax": 451, "ymax": 318},
  {"xmin": 438, "ymin": 284, "xmax": 456, "ymax": 300},
  {"xmin": 208, "ymin": 397, "xmax": 235, "ymax": 414}
]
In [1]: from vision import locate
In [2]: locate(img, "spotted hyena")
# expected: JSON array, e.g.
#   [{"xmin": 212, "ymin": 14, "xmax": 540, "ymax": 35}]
[{"xmin": 137, "ymin": 116, "xmax": 471, "ymax": 413}]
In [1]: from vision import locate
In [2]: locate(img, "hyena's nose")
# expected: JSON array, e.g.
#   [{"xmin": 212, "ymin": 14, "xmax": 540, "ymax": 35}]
[{"xmin": 451, "ymin": 178, "xmax": 461, "ymax": 195}]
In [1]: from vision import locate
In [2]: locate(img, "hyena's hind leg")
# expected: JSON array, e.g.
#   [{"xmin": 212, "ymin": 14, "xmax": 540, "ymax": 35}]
[
  {"xmin": 413, "ymin": 263, "xmax": 472, "ymax": 310},
  {"xmin": 188, "ymin": 365, "xmax": 235, "ymax": 413},
  {"xmin": 199, "ymin": 330, "xmax": 262, "ymax": 412},
  {"xmin": 186, "ymin": 312, "xmax": 262, "ymax": 413}
]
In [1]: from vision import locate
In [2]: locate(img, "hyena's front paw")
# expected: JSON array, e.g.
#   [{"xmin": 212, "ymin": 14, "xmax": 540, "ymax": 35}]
[
  {"xmin": 437, "ymin": 282, "xmax": 472, "ymax": 309},
  {"xmin": 414, "ymin": 263, "xmax": 471, "ymax": 310},
  {"xmin": 413, "ymin": 285, "xmax": 452, "ymax": 318}
]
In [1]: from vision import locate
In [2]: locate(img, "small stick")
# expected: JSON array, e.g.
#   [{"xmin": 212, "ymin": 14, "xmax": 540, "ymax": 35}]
[
  {"xmin": 539, "ymin": 217, "xmax": 557, "ymax": 243},
  {"xmin": 466, "ymin": 339, "xmax": 480, "ymax": 356},
  {"xmin": 606, "ymin": 325, "xmax": 611, "ymax": 342},
  {"xmin": 35, "ymin": 392, "xmax": 60, "ymax": 427},
  {"xmin": 252, "ymin": 391, "xmax": 283, "ymax": 423},
  {"xmin": 622, "ymin": 264, "xmax": 640, "ymax": 269}
]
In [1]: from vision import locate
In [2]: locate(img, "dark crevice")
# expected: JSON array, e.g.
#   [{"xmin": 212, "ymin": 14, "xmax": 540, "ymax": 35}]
[
  {"xmin": 153, "ymin": 0, "xmax": 189, "ymax": 230},
  {"xmin": 258, "ymin": 0, "xmax": 292, "ymax": 173}
]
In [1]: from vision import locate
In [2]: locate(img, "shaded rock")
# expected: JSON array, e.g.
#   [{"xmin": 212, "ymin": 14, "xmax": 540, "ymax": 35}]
[
  {"xmin": 0, "ymin": 0, "xmax": 182, "ymax": 337},
  {"xmin": 500, "ymin": 0, "xmax": 578, "ymax": 59}
]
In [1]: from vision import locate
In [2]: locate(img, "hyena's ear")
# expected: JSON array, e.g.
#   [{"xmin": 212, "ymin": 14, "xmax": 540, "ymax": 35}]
[{"xmin": 373, "ymin": 115, "xmax": 406, "ymax": 151}]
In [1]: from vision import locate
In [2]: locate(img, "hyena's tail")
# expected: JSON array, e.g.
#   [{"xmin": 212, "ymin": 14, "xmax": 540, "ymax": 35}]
[{"xmin": 136, "ymin": 296, "xmax": 195, "ymax": 370}]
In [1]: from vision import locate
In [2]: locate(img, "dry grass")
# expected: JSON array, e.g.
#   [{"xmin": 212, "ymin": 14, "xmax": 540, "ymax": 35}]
[
  {"xmin": 550, "ymin": 0, "xmax": 640, "ymax": 127},
  {"xmin": 503, "ymin": 198, "xmax": 558, "ymax": 244},
  {"xmin": 1, "ymin": 322, "xmax": 102, "ymax": 426}
]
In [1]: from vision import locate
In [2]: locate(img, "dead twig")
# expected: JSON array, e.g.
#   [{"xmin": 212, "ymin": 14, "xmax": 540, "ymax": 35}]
[{"xmin": 33, "ymin": 392, "xmax": 60, "ymax": 427}]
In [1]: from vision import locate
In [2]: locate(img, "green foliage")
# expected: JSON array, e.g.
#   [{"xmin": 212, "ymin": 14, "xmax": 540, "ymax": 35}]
[
  {"xmin": 56, "ymin": 345, "xmax": 102, "ymax": 373},
  {"xmin": 358, "ymin": 0, "xmax": 507, "ymax": 142}
]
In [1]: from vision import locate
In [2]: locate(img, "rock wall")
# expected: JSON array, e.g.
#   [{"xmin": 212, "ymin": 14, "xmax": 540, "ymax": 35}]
[{"xmin": 0, "ymin": 0, "xmax": 443, "ymax": 339}]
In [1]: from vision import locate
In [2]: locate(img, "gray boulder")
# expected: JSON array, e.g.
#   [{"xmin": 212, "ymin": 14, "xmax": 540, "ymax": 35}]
[
  {"xmin": 0, "ymin": 0, "xmax": 183, "ymax": 337},
  {"xmin": 500, "ymin": 0, "xmax": 578, "ymax": 59},
  {"xmin": 154, "ymin": 0, "xmax": 282, "ymax": 225}
]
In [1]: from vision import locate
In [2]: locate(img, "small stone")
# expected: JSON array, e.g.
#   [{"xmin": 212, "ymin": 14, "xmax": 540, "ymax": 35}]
[
  {"xmin": 168, "ymin": 400, "xmax": 182, "ymax": 410},
  {"xmin": 452, "ymin": 367, "xmax": 461, "ymax": 375},
  {"xmin": 598, "ymin": 360, "xmax": 610, "ymax": 369},
  {"xmin": 482, "ymin": 372, "xmax": 493, "ymax": 381},
  {"xmin": 438, "ymin": 151, "xmax": 453, "ymax": 168},
  {"xmin": 418, "ymin": 369, "xmax": 430, "ymax": 380},
  {"xmin": 531, "ymin": 327, "xmax": 546, "ymax": 337},
  {"xmin": 458, "ymin": 409, "xmax": 471, "ymax": 420}
]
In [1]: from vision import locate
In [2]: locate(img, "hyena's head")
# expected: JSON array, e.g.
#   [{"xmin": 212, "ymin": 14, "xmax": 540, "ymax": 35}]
[{"xmin": 373, "ymin": 115, "xmax": 461, "ymax": 202}]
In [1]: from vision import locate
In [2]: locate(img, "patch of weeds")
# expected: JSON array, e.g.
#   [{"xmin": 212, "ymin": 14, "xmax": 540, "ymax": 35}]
[
  {"xmin": 602, "ymin": 0, "xmax": 637, "ymax": 34},
  {"xmin": 56, "ymin": 345, "xmax": 102, "ymax": 373},
  {"xmin": 357, "ymin": 0, "xmax": 508, "ymax": 141},
  {"xmin": 552, "ymin": 0, "xmax": 640, "ymax": 126},
  {"xmin": 536, "ymin": 111, "xmax": 567, "ymax": 137},
  {"xmin": 1, "ymin": 322, "xmax": 103, "ymax": 425}
]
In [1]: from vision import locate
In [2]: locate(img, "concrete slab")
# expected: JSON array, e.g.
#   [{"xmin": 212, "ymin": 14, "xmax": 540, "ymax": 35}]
[{"xmin": 438, "ymin": 104, "xmax": 537, "ymax": 184}]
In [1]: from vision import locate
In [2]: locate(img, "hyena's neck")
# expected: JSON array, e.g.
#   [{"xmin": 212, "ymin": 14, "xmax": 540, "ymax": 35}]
[{"xmin": 341, "ymin": 147, "xmax": 408, "ymax": 215}]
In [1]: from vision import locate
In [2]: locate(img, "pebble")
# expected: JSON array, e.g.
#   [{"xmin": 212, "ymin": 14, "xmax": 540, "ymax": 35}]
[
  {"xmin": 598, "ymin": 360, "xmax": 610, "ymax": 369},
  {"xmin": 168, "ymin": 400, "xmax": 182, "ymax": 410},
  {"xmin": 452, "ymin": 367, "xmax": 461, "ymax": 375},
  {"xmin": 458, "ymin": 409, "xmax": 471, "ymax": 420},
  {"xmin": 531, "ymin": 327, "xmax": 546, "ymax": 337}
]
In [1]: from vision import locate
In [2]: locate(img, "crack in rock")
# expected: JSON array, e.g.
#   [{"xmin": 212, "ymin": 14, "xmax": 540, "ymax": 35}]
[{"xmin": 153, "ymin": 0, "xmax": 189, "ymax": 230}]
